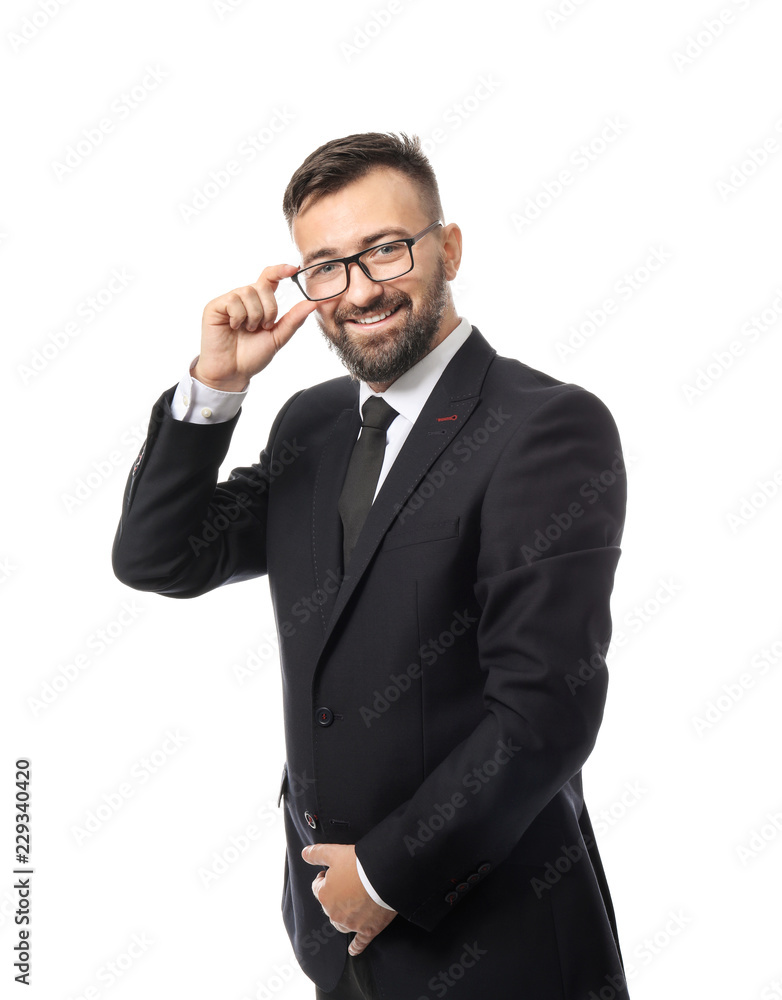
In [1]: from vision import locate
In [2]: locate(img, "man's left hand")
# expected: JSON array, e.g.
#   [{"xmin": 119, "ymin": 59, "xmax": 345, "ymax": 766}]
[{"xmin": 302, "ymin": 843, "xmax": 397, "ymax": 956}]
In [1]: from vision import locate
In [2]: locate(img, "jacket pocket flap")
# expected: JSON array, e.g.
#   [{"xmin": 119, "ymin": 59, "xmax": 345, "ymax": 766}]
[{"xmin": 381, "ymin": 516, "xmax": 460, "ymax": 552}]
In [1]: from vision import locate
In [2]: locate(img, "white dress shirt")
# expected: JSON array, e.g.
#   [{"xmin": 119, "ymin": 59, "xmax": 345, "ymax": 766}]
[{"xmin": 170, "ymin": 314, "xmax": 474, "ymax": 908}]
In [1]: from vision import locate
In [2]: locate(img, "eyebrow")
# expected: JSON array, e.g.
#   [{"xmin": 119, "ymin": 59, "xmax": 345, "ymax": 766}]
[{"xmin": 301, "ymin": 228, "xmax": 412, "ymax": 267}]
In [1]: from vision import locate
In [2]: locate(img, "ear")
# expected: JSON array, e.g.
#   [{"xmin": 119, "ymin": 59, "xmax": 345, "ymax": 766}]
[{"xmin": 441, "ymin": 223, "xmax": 463, "ymax": 280}]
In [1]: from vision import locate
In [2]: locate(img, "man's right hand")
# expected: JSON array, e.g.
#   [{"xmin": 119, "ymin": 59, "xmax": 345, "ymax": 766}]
[{"xmin": 193, "ymin": 264, "xmax": 319, "ymax": 391}]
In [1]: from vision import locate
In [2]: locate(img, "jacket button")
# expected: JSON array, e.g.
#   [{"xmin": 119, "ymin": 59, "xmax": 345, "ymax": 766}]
[
  {"xmin": 477, "ymin": 862, "xmax": 491, "ymax": 874},
  {"xmin": 455, "ymin": 882, "xmax": 470, "ymax": 893},
  {"xmin": 316, "ymin": 707, "xmax": 334, "ymax": 727},
  {"xmin": 467, "ymin": 873, "xmax": 481, "ymax": 884},
  {"xmin": 444, "ymin": 891, "xmax": 459, "ymax": 904},
  {"xmin": 304, "ymin": 811, "xmax": 318, "ymax": 829}
]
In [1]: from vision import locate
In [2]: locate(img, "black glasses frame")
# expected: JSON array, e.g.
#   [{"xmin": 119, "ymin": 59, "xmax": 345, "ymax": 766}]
[{"xmin": 291, "ymin": 220, "xmax": 443, "ymax": 301}]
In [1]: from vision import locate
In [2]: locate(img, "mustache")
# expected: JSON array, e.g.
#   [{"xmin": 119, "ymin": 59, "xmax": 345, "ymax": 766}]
[{"xmin": 335, "ymin": 294, "xmax": 410, "ymax": 324}]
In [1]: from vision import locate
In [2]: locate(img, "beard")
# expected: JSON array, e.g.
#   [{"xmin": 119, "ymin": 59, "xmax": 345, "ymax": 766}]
[{"xmin": 314, "ymin": 255, "xmax": 450, "ymax": 384}]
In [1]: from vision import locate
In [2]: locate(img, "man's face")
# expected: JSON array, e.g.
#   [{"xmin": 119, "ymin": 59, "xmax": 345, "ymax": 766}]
[{"xmin": 292, "ymin": 167, "xmax": 457, "ymax": 385}]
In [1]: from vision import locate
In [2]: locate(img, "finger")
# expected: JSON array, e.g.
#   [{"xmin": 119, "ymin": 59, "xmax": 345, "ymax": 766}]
[
  {"xmin": 221, "ymin": 291, "xmax": 249, "ymax": 332},
  {"xmin": 348, "ymin": 932, "xmax": 372, "ymax": 957},
  {"xmin": 230, "ymin": 286, "xmax": 265, "ymax": 332},
  {"xmin": 251, "ymin": 264, "xmax": 302, "ymax": 331},
  {"xmin": 253, "ymin": 281, "xmax": 281, "ymax": 331},
  {"xmin": 302, "ymin": 844, "xmax": 330, "ymax": 867},
  {"xmin": 311, "ymin": 871, "xmax": 326, "ymax": 899},
  {"xmin": 254, "ymin": 262, "xmax": 300, "ymax": 288},
  {"xmin": 272, "ymin": 298, "xmax": 319, "ymax": 349}
]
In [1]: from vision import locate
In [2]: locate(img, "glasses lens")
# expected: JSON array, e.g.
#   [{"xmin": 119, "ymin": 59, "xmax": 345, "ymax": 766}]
[
  {"xmin": 360, "ymin": 241, "xmax": 411, "ymax": 281},
  {"xmin": 299, "ymin": 262, "xmax": 347, "ymax": 300}
]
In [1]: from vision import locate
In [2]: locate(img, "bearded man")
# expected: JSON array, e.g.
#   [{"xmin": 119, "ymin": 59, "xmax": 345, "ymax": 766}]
[{"xmin": 112, "ymin": 131, "xmax": 630, "ymax": 1000}]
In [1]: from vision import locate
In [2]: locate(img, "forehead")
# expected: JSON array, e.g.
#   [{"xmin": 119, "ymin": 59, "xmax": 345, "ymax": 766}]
[{"xmin": 292, "ymin": 167, "xmax": 427, "ymax": 259}]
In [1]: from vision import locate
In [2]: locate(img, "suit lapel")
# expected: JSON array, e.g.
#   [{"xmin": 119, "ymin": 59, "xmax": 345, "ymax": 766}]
[{"xmin": 310, "ymin": 326, "xmax": 496, "ymax": 668}]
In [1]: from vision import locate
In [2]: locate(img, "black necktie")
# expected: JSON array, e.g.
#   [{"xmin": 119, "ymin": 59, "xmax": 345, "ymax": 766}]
[{"xmin": 338, "ymin": 396, "xmax": 399, "ymax": 569}]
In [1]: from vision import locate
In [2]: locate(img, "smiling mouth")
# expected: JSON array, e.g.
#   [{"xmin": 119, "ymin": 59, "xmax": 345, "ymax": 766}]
[{"xmin": 345, "ymin": 304, "xmax": 404, "ymax": 330}]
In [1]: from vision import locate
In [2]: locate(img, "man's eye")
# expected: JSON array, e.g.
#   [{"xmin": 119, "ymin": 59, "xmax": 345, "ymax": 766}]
[
  {"xmin": 367, "ymin": 243, "xmax": 403, "ymax": 261},
  {"xmin": 311, "ymin": 263, "xmax": 337, "ymax": 277}
]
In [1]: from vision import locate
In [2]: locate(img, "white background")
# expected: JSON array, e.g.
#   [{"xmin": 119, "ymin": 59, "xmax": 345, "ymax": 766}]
[{"xmin": 3, "ymin": 0, "xmax": 781, "ymax": 997}]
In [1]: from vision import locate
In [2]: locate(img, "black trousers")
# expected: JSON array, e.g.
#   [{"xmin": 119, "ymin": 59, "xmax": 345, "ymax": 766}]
[{"xmin": 314, "ymin": 947, "xmax": 379, "ymax": 1000}]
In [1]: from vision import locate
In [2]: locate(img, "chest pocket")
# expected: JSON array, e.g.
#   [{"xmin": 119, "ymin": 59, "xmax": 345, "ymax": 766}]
[{"xmin": 380, "ymin": 516, "xmax": 460, "ymax": 552}]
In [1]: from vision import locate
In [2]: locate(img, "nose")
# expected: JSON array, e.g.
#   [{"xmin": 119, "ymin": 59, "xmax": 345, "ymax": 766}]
[{"xmin": 343, "ymin": 261, "xmax": 385, "ymax": 308}]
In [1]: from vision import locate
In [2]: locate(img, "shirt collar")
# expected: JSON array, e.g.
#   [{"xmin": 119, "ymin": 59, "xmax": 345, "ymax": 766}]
[{"xmin": 358, "ymin": 316, "xmax": 473, "ymax": 425}]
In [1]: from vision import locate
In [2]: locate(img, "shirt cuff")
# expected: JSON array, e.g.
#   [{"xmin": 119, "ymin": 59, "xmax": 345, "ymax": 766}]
[
  {"xmin": 355, "ymin": 858, "xmax": 395, "ymax": 911},
  {"xmin": 170, "ymin": 355, "xmax": 249, "ymax": 423}
]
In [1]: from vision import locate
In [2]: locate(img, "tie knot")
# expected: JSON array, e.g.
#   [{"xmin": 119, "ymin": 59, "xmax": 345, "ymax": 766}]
[{"xmin": 361, "ymin": 395, "xmax": 398, "ymax": 432}]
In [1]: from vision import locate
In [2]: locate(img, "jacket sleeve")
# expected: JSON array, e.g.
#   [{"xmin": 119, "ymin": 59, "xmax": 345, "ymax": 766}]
[
  {"xmin": 354, "ymin": 385, "xmax": 626, "ymax": 930},
  {"xmin": 111, "ymin": 383, "xmax": 304, "ymax": 598}
]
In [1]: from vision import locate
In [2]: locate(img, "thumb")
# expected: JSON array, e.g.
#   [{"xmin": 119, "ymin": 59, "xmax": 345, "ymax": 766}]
[
  {"xmin": 302, "ymin": 843, "xmax": 330, "ymax": 866},
  {"xmin": 274, "ymin": 298, "xmax": 319, "ymax": 350}
]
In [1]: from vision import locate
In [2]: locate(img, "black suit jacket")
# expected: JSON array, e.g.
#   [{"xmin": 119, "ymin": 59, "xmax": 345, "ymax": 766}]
[{"xmin": 112, "ymin": 325, "xmax": 630, "ymax": 999}]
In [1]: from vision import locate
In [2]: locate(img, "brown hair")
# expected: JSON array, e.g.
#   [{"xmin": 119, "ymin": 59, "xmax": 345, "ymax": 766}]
[{"xmin": 282, "ymin": 132, "xmax": 443, "ymax": 231}]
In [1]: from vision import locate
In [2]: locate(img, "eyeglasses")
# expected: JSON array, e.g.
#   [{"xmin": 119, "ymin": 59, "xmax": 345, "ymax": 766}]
[{"xmin": 291, "ymin": 221, "xmax": 443, "ymax": 301}]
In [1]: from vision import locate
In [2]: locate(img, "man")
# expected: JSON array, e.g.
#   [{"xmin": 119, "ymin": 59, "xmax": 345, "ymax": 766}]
[{"xmin": 112, "ymin": 132, "xmax": 630, "ymax": 999}]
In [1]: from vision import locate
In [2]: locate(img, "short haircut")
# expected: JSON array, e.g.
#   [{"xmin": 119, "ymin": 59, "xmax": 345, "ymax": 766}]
[{"xmin": 282, "ymin": 132, "xmax": 443, "ymax": 232}]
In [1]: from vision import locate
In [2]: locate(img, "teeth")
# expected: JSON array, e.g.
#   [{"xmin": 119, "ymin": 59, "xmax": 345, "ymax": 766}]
[{"xmin": 354, "ymin": 307, "xmax": 396, "ymax": 325}]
